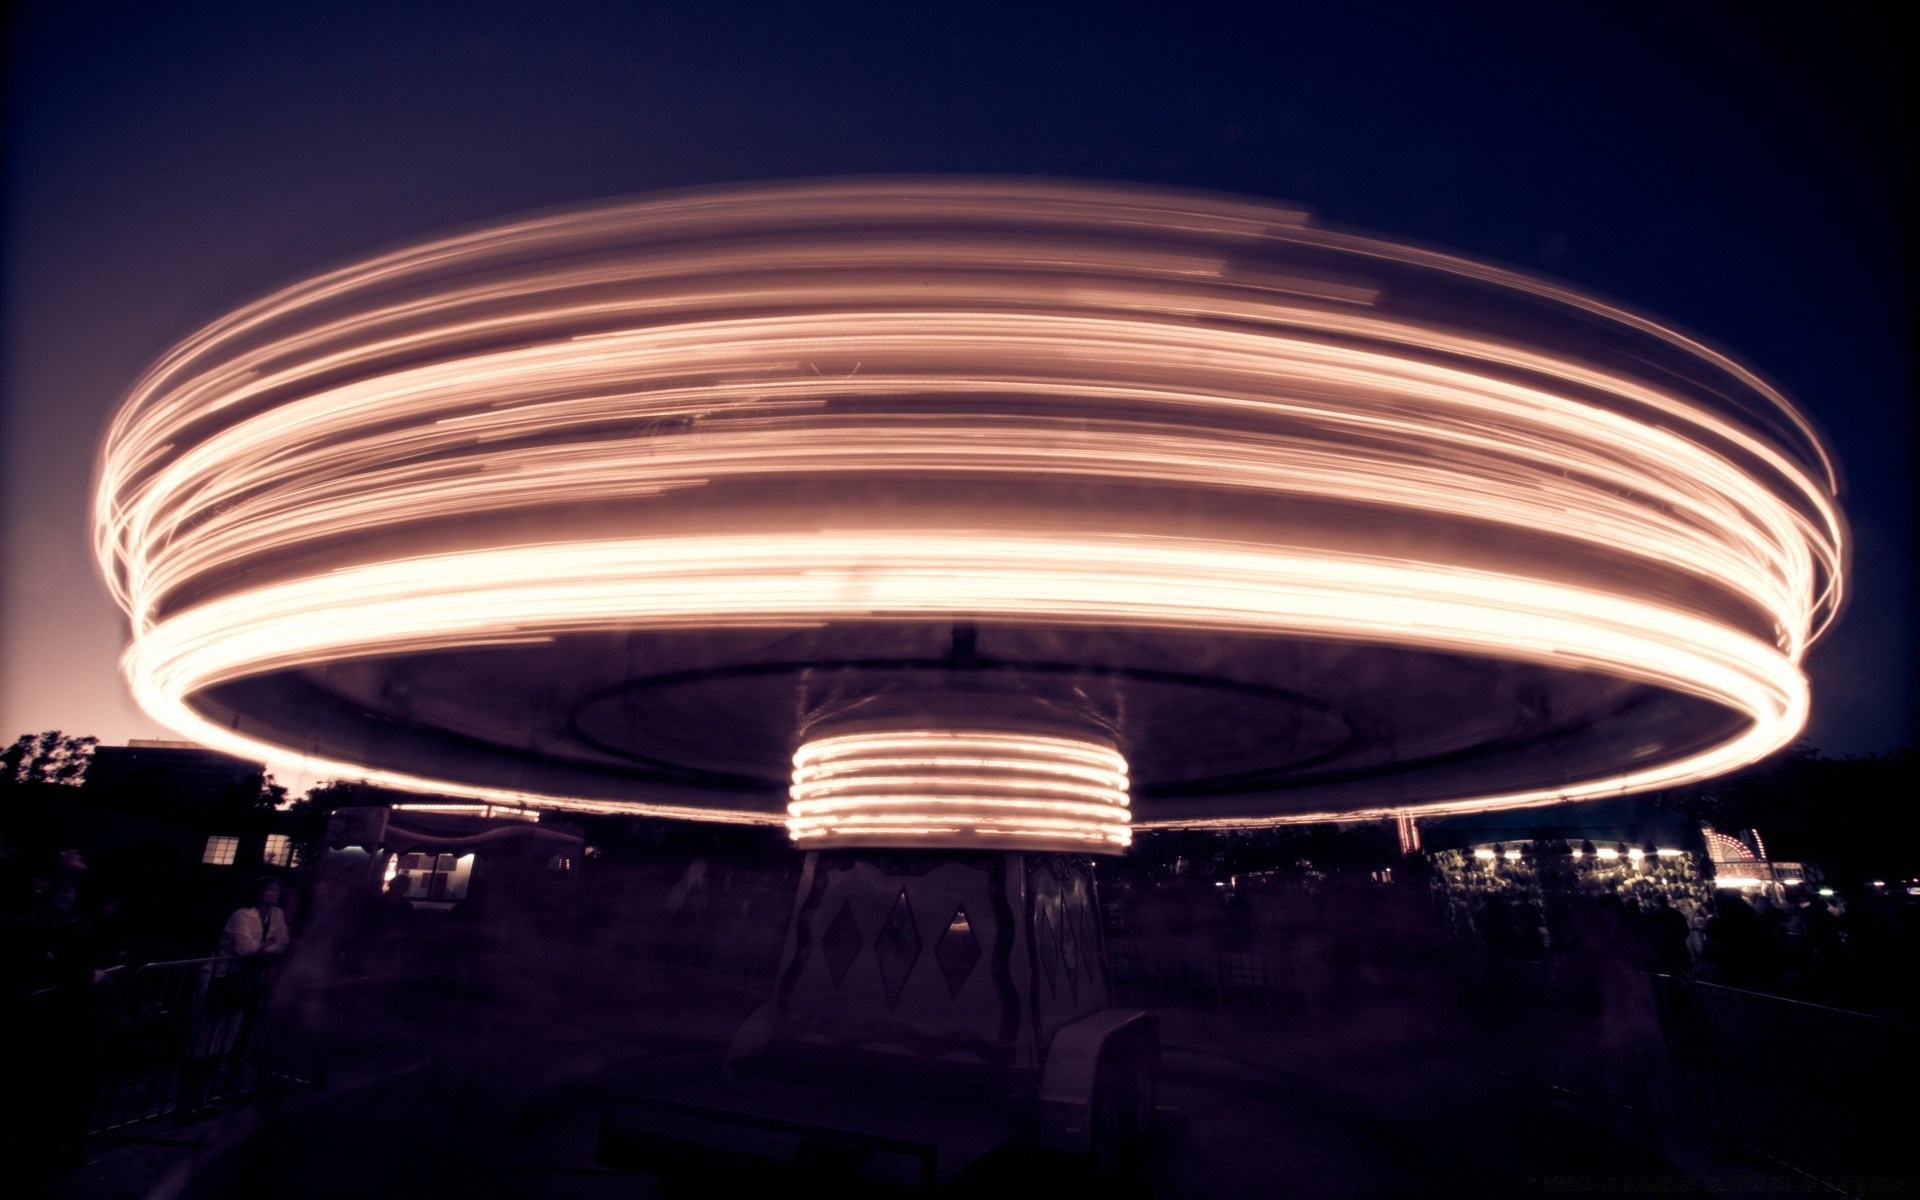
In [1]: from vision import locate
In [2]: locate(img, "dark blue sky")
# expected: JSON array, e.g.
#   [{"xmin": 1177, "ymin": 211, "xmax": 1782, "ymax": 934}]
[{"xmin": 4, "ymin": 1, "xmax": 1910, "ymax": 755}]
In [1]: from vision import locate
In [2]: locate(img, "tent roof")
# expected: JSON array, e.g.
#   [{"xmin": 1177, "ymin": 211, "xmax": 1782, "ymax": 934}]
[{"xmin": 1420, "ymin": 794, "xmax": 1703, "ymax": 854}]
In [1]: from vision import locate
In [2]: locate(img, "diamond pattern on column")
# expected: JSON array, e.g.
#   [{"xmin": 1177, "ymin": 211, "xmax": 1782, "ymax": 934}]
[
  {"xmin": 820, "ymin": 898, "xmax": 863, "ymax": 988},
  {"xmin": 1076, "ymin": 902, "xmax": 1100, "ymax": 994},
  {"xmin": 933, "ymin": 903, "xmax": 983, "ymax": 999},
  {"xmin": 1036, "ymin": 907, "xmax": 1060, "ymax": 996},
  {"xmin": 1060, "ymin": 895, "xmax": 1081, "ymax": 998},
  {"xmin": 874, "ymin": 888, "xmax": 921, "ymax": 1009}
]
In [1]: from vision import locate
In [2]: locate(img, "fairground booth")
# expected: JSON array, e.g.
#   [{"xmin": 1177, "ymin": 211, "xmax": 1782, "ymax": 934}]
[{"xmin": 1422, "ymin": 795, "xmax": 1715, "ymax": 946}]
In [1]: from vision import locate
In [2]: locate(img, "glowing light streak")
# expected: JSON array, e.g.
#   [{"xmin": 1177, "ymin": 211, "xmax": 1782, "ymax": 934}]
[
  {"xmin": 787, "ymin": 730, "xmax": 1131, "ymax": 851},
  {"xmin": 390, "ymin": 803, "xmax": 539, "ymax": 822},
  {"xmin": 92, "ymin": 180, "xmax": 1845, "ymax": 827},
  {"xmin": 1704, "ymin": 829, "xmax": 1761, "ymax": 862},
  {"xmin": 118, "ymin": 527, "xmax": 1805, "ymax": 823}
]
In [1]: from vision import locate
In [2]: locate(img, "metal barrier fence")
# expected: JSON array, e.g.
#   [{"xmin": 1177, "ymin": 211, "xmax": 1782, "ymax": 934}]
[
  {"xmin": 1651, "ymin": 977, "xmax": 1911, "ymax": 1178},
  {"xmin": 1526, "ymin": 975, "xmax": 1915, "ymax": 1183},
  {"xmin": 81, "ymin": 954, "xmax": 281, "ymax": 1134},
  {"xmin": 66, "ymin": 922, "xmax": 778, "ymax": 1143},
  {"xmin": 1108, "ymin": 940, "xmax": 1914, "ymax": 1181}
]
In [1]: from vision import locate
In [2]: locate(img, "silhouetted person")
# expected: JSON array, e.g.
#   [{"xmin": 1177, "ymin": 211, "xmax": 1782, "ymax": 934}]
[
  {"xmin": 1751, "ymin": 891, "xmax": 1789, "ymax": 969},
  {"xmin": 362, "ymin": 874, "xmax": 416, "ymax": 971},
  {"xmin": 220, "ymin": 876, "xmax": 293, "ymax": 962},
  {"xmin": 1693, "ymin": 893, "xmax": 1770, "ymax": 989},
  {"xmin": 1, "ymin": 847, "xmax": 102, "ymax": 993},
  {"xmin": 1469, "ymin": 891, "xmax": 1505, "ymax": 953},
  {"xmin": 187, "ymin": 877, "xmax": 292, "ymax": 1104},
  {"xmin": 661, "ymin": 858, "xmax": 711, "ymax": 1016},
  {"xmin": 367, "ymin": 874, "xmax": 414, "ymax": 932},
  {"xmin": 1566, "ymin": 894, "xmax": 1647, "ymax": 1009},
  {"xmin": 1499, "ymin": 897, "xmax": 1544, "ymax": 958},
  {"xmin": 87, "ymin": 890, "xmax": 133, "ymax": 976},
  {"xmin": 1777, "ymin": 893, "xmax": 1831, "ymax": 998},
  {"xmin": 1836, "ymin": 888, "xmax": 1900, "ymax": 1006},
  {"xmin": 1644, "ymin": 894, "xmax": 1691, "ymax": 975},
  {"xmin": 1222, "ymin": 888, "xmax": 1256, "ymax": 950},
  {"xmin": 2, "ymin": 853, "xmax": 109, "ymax": 1173},
  {"xmin": 1801, "ymin": 894, "xmax": 1842, "ymax": 970},
  {"xmin": 25, "ymin": 879, "xmax": 91, "ymax": 991},
  {"xmin": 1564, "ymin": 894, "xmax": 1660, "ymax": 1111}
]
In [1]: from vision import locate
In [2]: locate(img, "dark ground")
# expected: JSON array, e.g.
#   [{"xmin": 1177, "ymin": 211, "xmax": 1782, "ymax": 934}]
[{"xmin": 47, "ymin": 864, "xmax": 1899, "ymax": 1199}]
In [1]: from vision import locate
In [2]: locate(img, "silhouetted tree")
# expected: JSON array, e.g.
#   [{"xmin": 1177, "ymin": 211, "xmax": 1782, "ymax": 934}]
[
  {"xmin": 278, "ymin": 796, "xmax": 332, "ymax": 866},
  {"xmin": 217, "ymin": 770, "xmax": 288, "ymax": 810},
  {"xmin": 0, "ymin": 731, "xmax": 97, "ymax": 787},
  {"xmin": 1652, "ymin": 744, "xmax": 1917, "ymax": 884},
  {"xmin": 300, "ymin": 780, "xmax": 386, "ymax": 810}
]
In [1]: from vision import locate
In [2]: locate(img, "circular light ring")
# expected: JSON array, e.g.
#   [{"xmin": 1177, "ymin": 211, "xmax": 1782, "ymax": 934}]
[
  {"xmin": 121, "ymin": 530, "xmax": 1804, "ymax": 818},
  {"xmin": 93, "ymin": 179, "xmax": 1845, "ymax": 825},
  {"xmin": 788, "ymin": 730, "xmax": 1131, "ymax": 852}
]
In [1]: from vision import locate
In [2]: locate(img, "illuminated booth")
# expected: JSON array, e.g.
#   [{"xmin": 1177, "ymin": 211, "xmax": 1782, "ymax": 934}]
[
  {"xmin": 1422, "ymin": 796, "xmax": 1715, "ymax": 945},
  {"xmin": 297, "ymin": 804, "xmax": 583, "ymax": 981},
  {"xmin": 1702, "ymin": 827, "xmax": 1808, "ymax": 894}
]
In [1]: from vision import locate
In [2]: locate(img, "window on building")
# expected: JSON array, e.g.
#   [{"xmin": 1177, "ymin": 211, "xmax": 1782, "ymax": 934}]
[
  {"xmin": 263, "ymin": 834, "xmax": 292, "ymax": 867},
  {"xmin": 202, "ymin": 835, "xmax": 239, "ymax": 865}
]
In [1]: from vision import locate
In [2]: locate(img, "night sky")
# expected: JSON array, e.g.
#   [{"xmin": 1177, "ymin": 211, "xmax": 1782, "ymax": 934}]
[{"xmin": 3, "ymin": 2, "xmax": 1910, "ymax": 766}]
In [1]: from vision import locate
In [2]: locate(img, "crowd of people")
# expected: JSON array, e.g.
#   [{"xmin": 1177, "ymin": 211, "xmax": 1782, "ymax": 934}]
[
  {"xmin": 1692, "ymin": 885, "xmax": 1917, "ymax": 1012},
  {"xmin": 2, "ymin": 833, "xmax": 296, "ymax": 1176},
  {"xmin": 5, "ymin": 809, "xmax": 1915, "ymax": 1190},
  {"xmin": 1463, "ymin": 887, "xmax": 1691, "ymax": 969},
  {"xmin": 0, "ymin": 841, "xmax": 123, "ymax": 998},
  {"xmin": 1688, "ymin": 890, "xmax": 1836, "ymax": 990},
  {"xmin": 1461, "ymin": 872, "xmax": 1913, "ymax": 1015}
]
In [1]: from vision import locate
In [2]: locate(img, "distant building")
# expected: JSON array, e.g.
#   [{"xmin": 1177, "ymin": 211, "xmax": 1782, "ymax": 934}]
[
  {"xmin": 86, "ymin": 740, "xmax": 266, "ymax": 812},
  {"xmin": 81, "ymin": 739, "xmax": 286, "ymax": 873}
]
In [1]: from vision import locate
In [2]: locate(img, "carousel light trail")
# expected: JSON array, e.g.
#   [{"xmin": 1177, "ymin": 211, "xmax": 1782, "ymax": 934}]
[
  {"xmin": 93, "ymin": 179, "xmax": 1845, "ymax": 831},
  {"xmin": 788, "ymin": 730, "xmax": 1131, "ymax": 851}
]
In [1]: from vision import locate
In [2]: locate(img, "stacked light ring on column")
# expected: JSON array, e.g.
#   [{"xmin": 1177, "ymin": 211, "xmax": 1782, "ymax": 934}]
[
  {"xmin": 94, "ymin": 179, "xmax": 1844, "ymax": 839},
  {"xmin": 788, "ymin": 731, "xmax": 1131, "ymax": 852}
]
